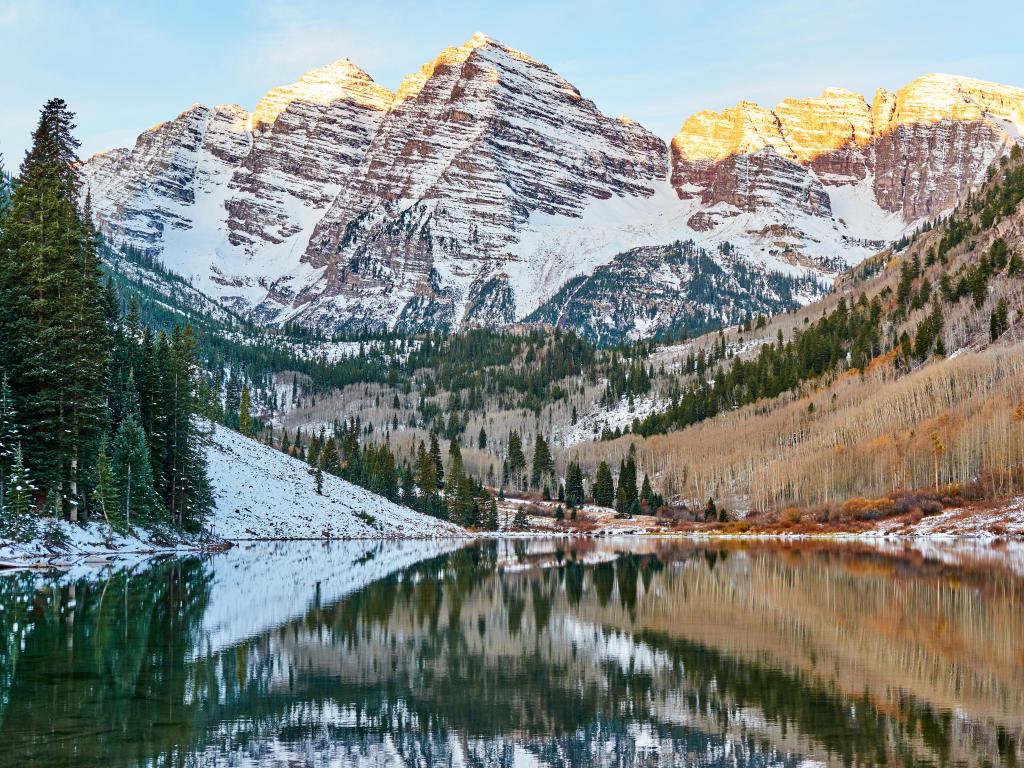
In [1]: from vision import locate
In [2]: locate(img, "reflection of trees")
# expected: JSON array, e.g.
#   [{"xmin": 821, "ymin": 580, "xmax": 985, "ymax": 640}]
[
  {"xmin": 0, "ymin": 557, "xmax": 212, "ymax": 767},
  {"xmin": 0, "ymin": 541, "xmax": 1021, "ymax": 768}
]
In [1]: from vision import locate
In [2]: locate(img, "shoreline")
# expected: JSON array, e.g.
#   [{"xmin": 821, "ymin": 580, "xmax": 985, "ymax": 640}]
[{"xmin": 4, "ymin": 524, "xmax": 1023, "ymax": 572}]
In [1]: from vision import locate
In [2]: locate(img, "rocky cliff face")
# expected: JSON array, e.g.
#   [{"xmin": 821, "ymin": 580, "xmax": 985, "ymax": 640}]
[
  {"xmin": 274, "ymin": 33, "xmax": 668, "ymax": 331},
  {"xmin": 671, "ymin": 75, "xmax": 1024, "ymax": 251},
  {"xmin": 81, "ymin": 38, "xmax": 1024, "ymax": 338}
]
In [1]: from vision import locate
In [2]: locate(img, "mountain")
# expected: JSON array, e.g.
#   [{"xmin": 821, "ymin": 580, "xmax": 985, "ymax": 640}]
[{"xmin": 81, "ymin": 36, "xmax": 1024, "ymax": 339}]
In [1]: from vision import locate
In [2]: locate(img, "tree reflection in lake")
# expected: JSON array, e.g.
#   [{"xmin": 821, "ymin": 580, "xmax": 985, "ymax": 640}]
[{"xmin": 0, "ymin": 538, "xmax": 1022, "ymax": 767}]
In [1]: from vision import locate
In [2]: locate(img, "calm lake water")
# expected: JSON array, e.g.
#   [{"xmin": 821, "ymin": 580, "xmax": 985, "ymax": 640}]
[{"xmin": 0, "ymin": 538, "xmax": 1022, "ymax": 767}]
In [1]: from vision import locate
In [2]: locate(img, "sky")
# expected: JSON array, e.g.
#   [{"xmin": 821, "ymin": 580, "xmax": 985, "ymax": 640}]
[{"xmin": 1, "ymin": 0, "xmax": 1023, "ymax": 166}]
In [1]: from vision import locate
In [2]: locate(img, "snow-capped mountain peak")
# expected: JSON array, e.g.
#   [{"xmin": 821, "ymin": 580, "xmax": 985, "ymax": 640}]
[{"xmin": 81, "ymin": 39, "xmax": 1024, "ymax": 341}]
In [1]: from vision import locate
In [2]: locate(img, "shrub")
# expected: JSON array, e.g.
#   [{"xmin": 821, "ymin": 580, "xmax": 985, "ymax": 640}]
[{"xmin": 840, "ymin": 497, "xmax": 896, "ymax": 520}]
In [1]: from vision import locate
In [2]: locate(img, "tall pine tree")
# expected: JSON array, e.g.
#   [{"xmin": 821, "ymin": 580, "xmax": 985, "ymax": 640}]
[{"xmin": 0, "ymin": 99, "xmax": 108, "ymax": 519}]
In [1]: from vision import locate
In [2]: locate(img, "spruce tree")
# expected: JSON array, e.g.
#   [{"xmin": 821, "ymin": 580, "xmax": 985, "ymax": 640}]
[
  {"xmin": 320, "ymin": 437, "xmax": 341, "ymax": 476},
  {"xmin": 506, "ymin": 430, "xmax": 526, "ymax": 488},
  {"xmin": 614, "ymin": 456, "xmax": 638, "ymax": 515},
  {"xmin": 990, "ymin": 297, "xmax": 1010, "ymax": 341},
  {"xmin": 415, "ymin": 440, "xmax": 439, "ymax": 516},
  {"xmin": 478, "ymin": 426, "xmax": 487, "ymax": 450},
  {"xmin": 531, "ymin": 434, "xmax": 554, "ymax": 489},
  {"xmin": 0, "ymin": 155, "xmax": 10, "ymax": 220},
  {"xmin": 565, "ymin": 461, "xmax": 585, "ymax": 508},
  {"xmin": 239, "ymin": 385, "xmax": 253, "ymax": 436},
  {"xmin": 111, "ymin": 401, "xmax": 161, "ymax": 528},
  {"xmin": 484, "ymin": 494, "xmax": 499, "ymax": 530},
  {"xmin": 429, "ymin": 432, "xmax": 444, "ymax": 488},
  {"xmin": 0, "ymin": 373, "xmax": 19, "ymax": 511},
  {"xmin": 93, "ymin": 436, "xmax": 117, "ymax": 525},
  {"xmin": 0, "ymin": 99, "xmax": 109, "ymax": 519},
  {"xmin": 593, "ymin": 461, "xmax": 614, "ymax": 507},
  {"xmin": 1, "ymin": 443, "xmax": 37, "ymax": 542},
  {"xmin": 640, "ymin": 473, "xmax": 654, "ymax": 509}
]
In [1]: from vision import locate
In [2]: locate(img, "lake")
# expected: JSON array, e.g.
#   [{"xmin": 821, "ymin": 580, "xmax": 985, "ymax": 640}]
[{"xmin": 0, "ymin": 538, "xmax": 1021, "ymax": 767}]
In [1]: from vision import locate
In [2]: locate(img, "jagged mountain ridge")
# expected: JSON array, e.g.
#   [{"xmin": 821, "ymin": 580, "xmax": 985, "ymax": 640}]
[{"xmin": 82, "ymin": 34, "xmax": 1024, "ymax": 338}]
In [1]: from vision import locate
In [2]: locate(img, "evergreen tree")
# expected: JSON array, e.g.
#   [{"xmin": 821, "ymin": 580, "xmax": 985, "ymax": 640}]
[
  {"xmin": 239, "ymin": 385, "xmax": 252, "ymax": 436},
  {"xmin": 512, "ymin": 505, "xmax": 528, "ymax": 529},
  {"xmin": 165, "ymin": 325, "xmax": 212, "ymax": 529},
  {"xmin": 320, "ymin": 437, "xmax": 341, "ymax": 476},
  {"xmin": 0, "ymin": 154, "xmax": 11, "ymax": 220},
  {"xmin": 990, "ymin": 297, "xmax": 1010, "ymax": 341},
  {"xmin": 640, "ymin": 473, "xmax": 654, "ymax": 508},
  {"xmin": 111, "ymin": 410, "xmax": 161, "ymax": 528},
  {"xmin": 530, "ymin": 434, "xmax": 554, "ymax": 489},
  {"xmin": 400, "ymin": 463, "xmax": 416, "ymax": 506},
  {"xmin": 615, "ymin": 456, "xmax": 638, "ymax": 516},
  {"xmin": 478, "ymin": 425, "xmax": 487, "ymax": 450},
  {"xmin": 93, "ymin": 436, "xmax": 117, "ymax": 525},
  {"xmin": 704, "ymin": 498, "xmax": 718, "ymax": 522},
  {"xmin": 484, "ymin": 494, "xmax": 499, "ymax": 530},
  {"xmin": 429, "ymin": 432, "xmax": 444, "ymax": 488},
  {"xmin": 0, "ymin": 443, "xmax": 36, "ymax": 542},
  {"xmin": 610, "ymin": 456, "xmax": 634, "ymax": 518},
  {"xmin": 593, "ymin": 461, "xmax": 614, "ymax": 507},
  {"xmin": 0, "ymin": 373, "xmax": 19, "ymax": 511},
  {"xmin": 506, "ymin": 430, "xmax": 526, "ymax": 488},
  {"xmin": 0, "ymin": 99, "xmax": 109, "ymax": 519},
  {"xmin": 415, "ymin": 440, "xmax": 440, "ymax": 517},
  {"xmin": 564, "ymin": 461, "xmax": 585, "ymax": 508}
]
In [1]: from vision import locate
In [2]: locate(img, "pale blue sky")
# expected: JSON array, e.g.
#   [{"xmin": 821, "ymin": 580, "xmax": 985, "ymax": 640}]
[{"xmin": 1, "ymin": 0, "xmax": 1022, "ymax": 166}]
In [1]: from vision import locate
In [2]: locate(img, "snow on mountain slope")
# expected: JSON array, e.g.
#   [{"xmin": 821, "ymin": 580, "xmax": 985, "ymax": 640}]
[
  {"xmin": 205, "ymin": 423, "xmax": 465, "ymax": 540},
  {"xmin": 81, "ymin": 38, "xmax": 1024, "ymax": 339}
]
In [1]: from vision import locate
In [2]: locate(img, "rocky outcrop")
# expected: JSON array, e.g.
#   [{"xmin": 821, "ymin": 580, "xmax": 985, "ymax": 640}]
[
  {"xmin": 671, "ymin": 74, "xmax": 1024, "ymax": 225},
  {"xmin": 81, "ymin": 38, "xmax": 1024, "ymax": 338}
]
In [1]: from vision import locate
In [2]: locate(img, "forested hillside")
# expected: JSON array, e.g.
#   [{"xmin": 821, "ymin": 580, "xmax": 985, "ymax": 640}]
[{"xmin": 244, "ymin": 149, "xmax": 1024, "ymax": 527}]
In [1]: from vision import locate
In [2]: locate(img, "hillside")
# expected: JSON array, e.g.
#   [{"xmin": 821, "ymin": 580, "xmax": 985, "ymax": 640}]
[
  {"xmin": 205, "ymin": 423, "xmax": 464, "ymax": 539},
  {"xmin": 0, "ymin": 422, "xmax": 464, "ymax": 566},
  {"xmin": 576, "ymin": 148, "xmax": 1024, "ymax": 520},
  {"xmin": 76, "ymin": 127, "xmax": 1024, "ymax": 536},
  {"xmin": 250, "ymin": 149, "xmax": 1024, "ymax": 533}
]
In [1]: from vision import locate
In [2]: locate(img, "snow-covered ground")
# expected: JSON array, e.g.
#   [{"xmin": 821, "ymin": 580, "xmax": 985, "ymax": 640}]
[
  {"xmin": 0, "ymin": 518, "xmax": 217, "ymax": 569},
  {"xmin": 205, "ymin": 422, "xmax": 464, "ymax": 540},
  {"xmin": 0, "ymin": 423, "xmax": 465, "ymax": 568},
  {"xmin": 555, "ymin": 394, "xmax": 668, "ymax": 447}
]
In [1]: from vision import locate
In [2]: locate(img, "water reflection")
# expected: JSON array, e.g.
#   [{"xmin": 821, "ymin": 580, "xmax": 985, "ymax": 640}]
[{"xmin": 0, "ymin": 538, "xmax": 1022, "ymax": 767}]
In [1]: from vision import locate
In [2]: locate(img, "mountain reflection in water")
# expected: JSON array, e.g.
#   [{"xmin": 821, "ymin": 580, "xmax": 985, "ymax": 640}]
[{"xmin": 0, "ymin": 538, "xmax": 1021, "ymax": 767}]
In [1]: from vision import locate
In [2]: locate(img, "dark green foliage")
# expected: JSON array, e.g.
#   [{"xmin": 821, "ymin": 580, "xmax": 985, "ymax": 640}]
[
  {"xmin": 615, "ymin": 456, "xmax": 638, "ymax": 516},
  {"xmin": 632, "ymin": 295, "xmax": 882, "ymax": 437},
  {"xmin": 505, "ymin": 430, "xmax": 526, "ymax": 488},
  {"xmin": 0, "ymin": 374, "xmax": 18, "ymax": 512},
  {"xmin": 111, "ymin": 410, "xmax": 162, "ymax": 528},
  {"xmin": 704, "ymin": 498, "xmax": 718, "ymax": 522},
  {"xmin": 530, "ymin": 434, "xmax": 554, "ymax": 489},
  {"xmin": 0, "ymin": 100, "xmax": 212, "ymax": 534},
  {"xmin": 593, "ymin": 461, "xmax": 614, "ymax": 507},
  {"xmin": 0, "ymin": 99, "xmax": 109, "ymax": 515},
  {"xmin": 1, "ymin": 444, "xmax": 36, "ymax": 541},
  {"xmin": 564, "ymin": 461, "xmax": 585, "ymax": 508},
  {"xmin": 990, "ymin": 297, "xmax": 1010, "ymax": 341}
]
